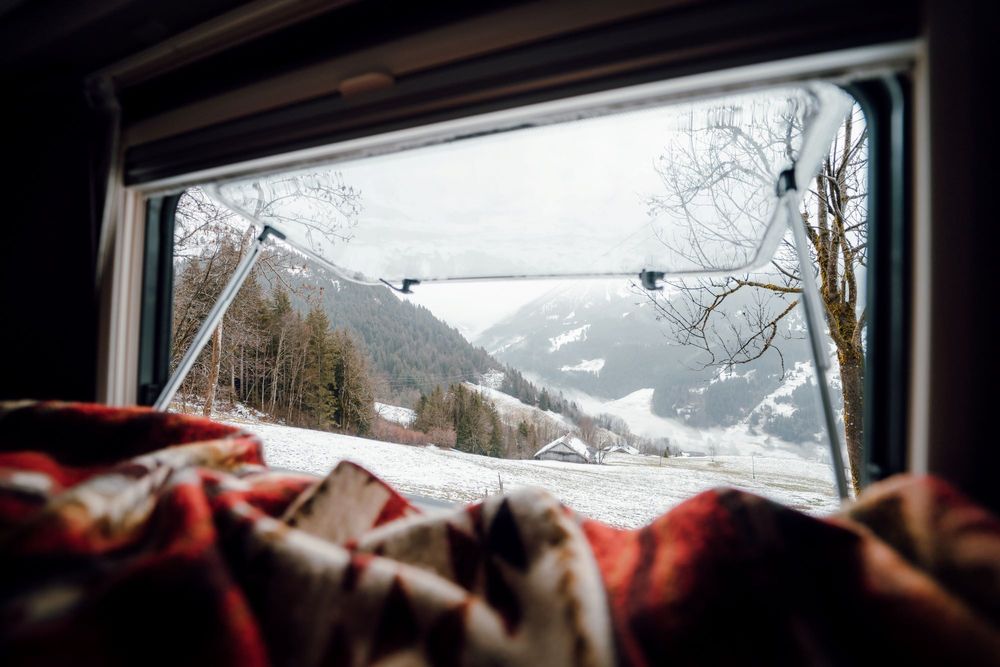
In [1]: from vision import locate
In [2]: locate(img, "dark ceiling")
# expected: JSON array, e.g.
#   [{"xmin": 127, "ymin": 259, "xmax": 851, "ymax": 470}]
[
  {"xmin": 0, "ymin": 0, "xmax": 258, "ymax": 98},
  {"xmin": 0, "ymin": 0, "xmax": 526, "ymax": 104}
]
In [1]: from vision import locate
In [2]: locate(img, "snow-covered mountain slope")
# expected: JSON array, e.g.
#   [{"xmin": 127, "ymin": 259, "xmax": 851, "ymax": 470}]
[
  {"xmin": 477, "ymin": 280, "xmax": 689, "ymax": 398},
  {"xmin": 476, "ymin": 278, "xmax": 833, "ymax": 445},
  {"xmin": 464, "ymin": 382, "xmax": 573, "ymax": 432},
  {"xmin": 568, "ymin": 386, "xmax": 839, "ymax": 464},
  {"xmin": 373, "ymin": 383, "xmax": 578, "ymax": 444},
  {"xmin": 280, "ymin": 257, "xmax": 508, "ymax": 405}
]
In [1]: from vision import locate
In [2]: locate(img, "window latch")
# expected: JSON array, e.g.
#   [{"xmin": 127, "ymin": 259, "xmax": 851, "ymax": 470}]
[
  {"xmin": 638, "ymin": 269, "xmax": 665, "ymax": 291},
  {"xmin": 379, "ymin": 278, "xmax": 420, "ymax": 294}
]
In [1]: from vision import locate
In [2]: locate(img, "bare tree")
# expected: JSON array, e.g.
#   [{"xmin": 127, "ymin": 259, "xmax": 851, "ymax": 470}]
[
  {"xmin": 171, "ymin": 173, "xmax": 363, "ymax": 414},
  {"xmin": 643, "ymin": 96, "xmax": 867, "ymax": 493},
  {"xmin": 576, "ymin": 415, "xmax": 598, "ymax": 446},
  {"xmin": 171, "ymin": 190, "xmax": 244, "ymax": 414}
]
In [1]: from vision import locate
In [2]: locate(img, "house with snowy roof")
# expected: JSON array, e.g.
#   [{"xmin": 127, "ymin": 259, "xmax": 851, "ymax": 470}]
[
  {"xmin": 533, "ymin": 434, "xmax": 594, "ymax": 464},
  {"xmin": 606, "ymin": 442, "xmax": 640, "ymax": 456}
]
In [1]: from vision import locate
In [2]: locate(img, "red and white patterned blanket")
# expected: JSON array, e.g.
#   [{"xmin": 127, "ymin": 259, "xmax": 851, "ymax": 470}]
[{"xmin": 1, "ymin": 402, "xmax": 998, "ymax": 666}]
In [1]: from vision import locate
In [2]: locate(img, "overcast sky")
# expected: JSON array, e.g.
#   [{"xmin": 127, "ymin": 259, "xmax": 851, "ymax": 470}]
[
  {"xmin": 218, "ymin": 88, "xmax": 826, "ymax": 337},
  {"xmin": 395, "ymin": 279, "xmax": 568, "ymax": 340},
  {"xmin": 338, "ymin": 107, "xmax": 680, "ymax": 335},
  {"xmin": 328, "ymin": 105, "xmax": 677, "ymax": 281}
]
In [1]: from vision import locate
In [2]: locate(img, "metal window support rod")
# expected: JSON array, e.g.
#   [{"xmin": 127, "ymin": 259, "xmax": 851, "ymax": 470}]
[
  {"xmin": 153, "ymin": 225, "xmax": 284, "ymax": 411},
  {"xmin": 780, "ymin": 170, "xmax": 850, "ymax": 501}
]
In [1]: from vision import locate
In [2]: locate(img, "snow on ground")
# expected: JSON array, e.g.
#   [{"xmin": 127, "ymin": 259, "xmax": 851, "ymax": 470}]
[
  {"xmin": 374, "ymin": 402, "xmax": 416, "ymax": 427},
  {"xmin": 560, "ymin": 358, "xmax": 606, "ymax": 375},
  {"xmin": 172, "ymin": 398, "xmax": 273, "ymax": 424},
  {"xmin": 240, "ymin": 422, "xmax": 842, "ymax": 528},
  {"xmin": 548, "ymin": 324, "xmax": 590, "ymax": 351}
]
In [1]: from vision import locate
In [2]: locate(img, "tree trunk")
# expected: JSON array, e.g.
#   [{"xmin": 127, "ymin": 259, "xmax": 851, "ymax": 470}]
[
  {"xmin": 229, "ymin": 347, "xmax": 236, "ymax": 404},
  {"xmin": 837, "ymin": 344, "xmax": 865, "ymax": 496},
  {"xmin": 202, "ymin": 323, "xmax": 222, "ymax": 417},
  {"xmin": 270, "ymin": 328, "xmax": 285, "ymax": 415},
  {"xmin": 239, "ymin": 346, "xmax": 245, "ymax": 403}
]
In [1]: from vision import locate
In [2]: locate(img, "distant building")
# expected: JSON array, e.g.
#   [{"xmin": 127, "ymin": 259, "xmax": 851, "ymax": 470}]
[
  {"xmin": 606, "ymin": 443, "xmax": 639, "ymax": 456},
  {"xmin": 533, "ymin": 434, "xmax": 594, "ymax": 464}
]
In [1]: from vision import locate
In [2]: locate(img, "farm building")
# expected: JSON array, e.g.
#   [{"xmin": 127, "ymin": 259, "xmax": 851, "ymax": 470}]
[
  {"xmin": 533, "ymin": 434, "xmax": 594, "ymax": 464},
  {"xmin": 606, "ymin": 443, "xmax": 640, "ymax": 456}
]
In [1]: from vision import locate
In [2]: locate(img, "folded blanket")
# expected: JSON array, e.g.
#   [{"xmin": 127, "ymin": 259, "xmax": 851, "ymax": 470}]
[{"xmin": 1, "ymin": 401, "xmax": 998, "ymax": 666}]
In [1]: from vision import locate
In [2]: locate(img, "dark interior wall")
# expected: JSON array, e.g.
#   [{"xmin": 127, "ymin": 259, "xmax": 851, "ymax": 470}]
[
  {"xmin": 924, "ymin": 0, "xmax": 998, "ymax": 510},
  {"xmin": 0, "ymin": 0, "xmax": 259, "ymax": 402},
  {"xmin": 0, "ymin": 91, "xmax": 99, "ymax": 401}
]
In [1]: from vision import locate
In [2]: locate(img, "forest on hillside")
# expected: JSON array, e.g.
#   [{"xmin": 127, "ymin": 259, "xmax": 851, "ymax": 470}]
[{"xmin": 169, "ymin": 188, "xmax": 602, "ymax": 454}]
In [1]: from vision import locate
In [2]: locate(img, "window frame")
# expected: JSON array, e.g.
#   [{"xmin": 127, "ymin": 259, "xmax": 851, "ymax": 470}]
[
  {"xmin": 133, "ymin": 48, "xmax": 914, "ymax": 489},
  {"xmin": 137, "ymin": 195, "xmax": 181, "ymax": 406},
  {"xmin": 845, "ymin": 75, "xmax": 911, "ymax": 485}
]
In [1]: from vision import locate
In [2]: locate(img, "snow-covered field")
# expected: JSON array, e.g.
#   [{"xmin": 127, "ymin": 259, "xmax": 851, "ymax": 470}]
[{"xmin": 235, "ymin": 421, "xmax": 843, "ymax": 528}]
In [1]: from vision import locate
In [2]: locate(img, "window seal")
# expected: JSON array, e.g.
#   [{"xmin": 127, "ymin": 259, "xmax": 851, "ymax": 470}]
[
  {"xmin": 136, "ymin": 194, "xmax": 180, "ymax": 406},
  {"xmin": 843, "ymin": 75, "xmax": 911, "ymax": 485}
]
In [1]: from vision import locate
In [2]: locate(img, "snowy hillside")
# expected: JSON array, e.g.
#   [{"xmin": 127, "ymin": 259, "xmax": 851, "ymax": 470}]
[
  {"xmin": 374, "ymin": 402, "xmax": 416, "ymax": 427},
  {"xmin": 245, "ymin": 421, "xmax": 842, "ymax": 528},
  {"xmin": 477, "ymin": 278, "xmax": 836, "ymax": 448},
  {"xmin": 569, "ymin": 386, "xmax": 842, "ymax": 465},
  {"xmin": 476, "ymin": 279, "xmax": 705, "ymax": 399},
  {"xmin": 463, "ymin": 382, "xmax": 572, "ymax": 431}
]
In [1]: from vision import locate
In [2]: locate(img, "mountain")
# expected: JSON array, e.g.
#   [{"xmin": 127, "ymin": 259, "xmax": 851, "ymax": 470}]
[
  {"xmin": 476, "ymin": 280, "xmax": 711, "ymax": 398},
  {"xmin": 278, "ymin": 254, "xmax": 837, "ymax": 453},
  {"xmin": 278, "ymin": 257, "xmax": 569, "ymax": 414},
  {"xmin": 569, "ymin": 386, "xmax": 831, "ymax": 462},
  {"xmin": 475, "ymin": 279, "xmax": 836, "ymax": 445}
]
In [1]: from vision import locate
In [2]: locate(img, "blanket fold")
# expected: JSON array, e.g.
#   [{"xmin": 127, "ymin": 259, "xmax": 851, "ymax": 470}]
[{"xmin": 1, "ymin": 401, "xmax": 998, "ymax": 666}]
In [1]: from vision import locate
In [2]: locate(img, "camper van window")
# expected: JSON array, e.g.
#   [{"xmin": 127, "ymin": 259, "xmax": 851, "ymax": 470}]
[{"xmin": 163, "ymin": 85, "xmax": 868, "ymax": 526}]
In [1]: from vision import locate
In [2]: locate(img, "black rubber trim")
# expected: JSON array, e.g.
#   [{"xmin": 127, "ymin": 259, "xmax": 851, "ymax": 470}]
[
  {"xmin": 137, "ymin": 194, "xmax": 181, "ymax": 406},
  {"xmin": 844, "ymin": 75, "xmax": 911, "ymax": 485}
]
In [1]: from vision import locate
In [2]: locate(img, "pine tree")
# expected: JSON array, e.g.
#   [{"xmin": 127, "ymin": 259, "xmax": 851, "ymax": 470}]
[
  {"xmin": 303, "ymin": 306, "xmax": 336, "ymax": 428},
  {"xmin": 328, "ymin": 329, "xmax": 375, "ymax": 435},
  {"xmin": 488, "ymin": 410, "xmax": 504, "ymax": 457},
  {"xmin": 413, "ymin": 386, "xmax": 452, "ymax": 432}
]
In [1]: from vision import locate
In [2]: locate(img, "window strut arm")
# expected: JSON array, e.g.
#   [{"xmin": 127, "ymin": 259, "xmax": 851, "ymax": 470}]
[
  {"xmin": 153, "ymin": 225, "xmax": 284, "ymax": 411},
  {"xmin": 779, "ymin": 168, "xmax": 850, "ymax": 501}
]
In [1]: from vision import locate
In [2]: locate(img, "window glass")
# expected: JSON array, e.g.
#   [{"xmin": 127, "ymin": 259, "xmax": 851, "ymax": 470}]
[
  {"xmin": 168, "ymin": 84, "xmax": 867, "ymax": 526},
  {"xmin": 212, "ymin": 84, "xmax": 851, "ymax": 283}
]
